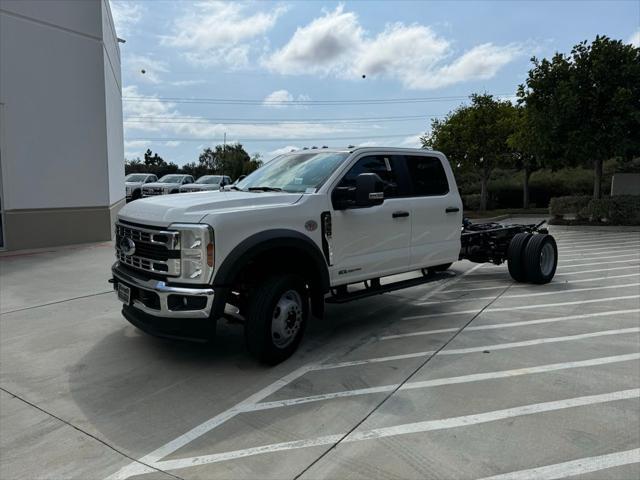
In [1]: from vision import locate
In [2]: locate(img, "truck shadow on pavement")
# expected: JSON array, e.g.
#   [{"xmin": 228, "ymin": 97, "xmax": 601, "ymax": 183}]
[{"xmin": 68, "ymin": 290, "xmax": 419, "ymax": 455}]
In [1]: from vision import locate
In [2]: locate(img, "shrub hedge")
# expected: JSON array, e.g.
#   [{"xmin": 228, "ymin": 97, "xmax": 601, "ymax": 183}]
[
  {"xmin": 549, "ymin": 196, "xmax": 592, "ymax": 219},
  {"xmin": 549, "ymin": 195, "xmax": 640, "ymax": 225}
]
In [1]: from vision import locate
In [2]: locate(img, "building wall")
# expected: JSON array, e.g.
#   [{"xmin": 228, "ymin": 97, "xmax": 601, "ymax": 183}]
[{"xmin": 0, "ymin": 0, "xmax": 124, "ymax": 250}]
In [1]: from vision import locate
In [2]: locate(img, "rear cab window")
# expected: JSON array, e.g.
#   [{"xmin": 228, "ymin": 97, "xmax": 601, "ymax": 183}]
[{"xmin": 403, "ymin": 155, "xmax": 449, "ymax": 196}]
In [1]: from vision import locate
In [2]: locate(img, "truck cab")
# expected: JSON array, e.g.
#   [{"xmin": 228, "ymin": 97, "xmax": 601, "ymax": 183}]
[{"xmin": 111, "ymin": 148, "xmax": 464, "ymax": 363}]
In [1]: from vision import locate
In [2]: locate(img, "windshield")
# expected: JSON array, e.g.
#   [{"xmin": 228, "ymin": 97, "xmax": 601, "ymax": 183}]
[
  {"xmin": 196, "ymin": 175, "xmax": 222, "ymax": 184},
  {"xmin": 158, "ymin": 175, "xmax": 184, "ymax": 183},
  {"xmin": 236, "ymin": 152, "xmax": 349, "ymax": 193},
  {"xmin": 125, "ymin": 174, "xmax": 148, "ymax": 182}
]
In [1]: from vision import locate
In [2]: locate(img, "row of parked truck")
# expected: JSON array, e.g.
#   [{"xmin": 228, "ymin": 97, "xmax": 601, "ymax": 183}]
[{"xmin": 125, "ymin": 173, "xmax": 234, "ymax": 201}]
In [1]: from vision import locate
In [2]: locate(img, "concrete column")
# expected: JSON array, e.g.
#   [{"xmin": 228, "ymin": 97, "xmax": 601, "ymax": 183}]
[{"xmin": 0, "ymin": 0, "xmax": 124, "ymax": 250}]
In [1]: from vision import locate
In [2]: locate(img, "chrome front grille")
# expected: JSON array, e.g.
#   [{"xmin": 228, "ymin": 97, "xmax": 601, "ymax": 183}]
[
  {"xmin": 143, "ymin": 187, "xmax": 164, "ymax": 196},
  {"xmin": 115, "ymin": 222, "xmax": 180, "ymax": 276}
]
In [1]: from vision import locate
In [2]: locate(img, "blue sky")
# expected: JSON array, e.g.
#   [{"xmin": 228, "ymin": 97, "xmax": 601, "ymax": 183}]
[{"xmin": 110, "ymin": 0, "xmax": 640, "ymax": 165}]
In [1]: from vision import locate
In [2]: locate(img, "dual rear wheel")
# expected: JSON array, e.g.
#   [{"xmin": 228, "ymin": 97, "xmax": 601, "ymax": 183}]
[{"xmin": 507, "ymin": 233, "xmax": 558, "ymax": 284}]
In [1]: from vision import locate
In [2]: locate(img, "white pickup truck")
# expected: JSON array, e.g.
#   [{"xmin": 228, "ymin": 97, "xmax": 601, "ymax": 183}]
[{"xmin": 111, "ymin": 147, "xmax": 557, "ymax": 363}]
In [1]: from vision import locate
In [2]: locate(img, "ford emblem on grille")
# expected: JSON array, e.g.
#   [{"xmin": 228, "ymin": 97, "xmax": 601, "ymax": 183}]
[{"xmin": 120, "ymin": 237, "xmax": 136, "ymax": 256}]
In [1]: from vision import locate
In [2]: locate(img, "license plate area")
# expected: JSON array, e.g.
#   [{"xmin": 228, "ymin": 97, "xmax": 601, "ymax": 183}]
[{"xmin": 117, "ymin": 283, "xmax": 131, "ymax": 305}]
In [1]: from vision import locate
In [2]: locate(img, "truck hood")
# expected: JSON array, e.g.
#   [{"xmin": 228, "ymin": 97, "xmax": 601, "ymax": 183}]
[
  {"xmin": 118, "ymin": 190, "xmax": 304, "ymax": 226},
  {"xmin": 125, "ymin": 181, "xmax": 143, "ymax": 187}
]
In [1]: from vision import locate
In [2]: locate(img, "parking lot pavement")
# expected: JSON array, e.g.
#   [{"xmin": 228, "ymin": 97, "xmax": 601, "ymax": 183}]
[{"xmin": 1, "ymin": 224, "xmax": 639, "ymax": 480}]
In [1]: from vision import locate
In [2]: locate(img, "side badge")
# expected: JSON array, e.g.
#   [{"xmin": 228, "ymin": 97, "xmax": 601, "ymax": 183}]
[{"xmin": 305, "ymin": 220, "xmax": 318, "ymax": 232}]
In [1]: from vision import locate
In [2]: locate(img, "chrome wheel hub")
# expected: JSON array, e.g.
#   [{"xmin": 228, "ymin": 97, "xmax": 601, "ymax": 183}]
[
  {"xmin": 539, "ymin": 242, "xmax": 555, "ymax": 276},
  {"xmin": 271, "ymin": 290, "xmax": 303, "ymax": 349}
]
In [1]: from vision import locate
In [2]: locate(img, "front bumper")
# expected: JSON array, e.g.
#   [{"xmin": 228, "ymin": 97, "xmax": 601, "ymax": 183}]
[{"xmin": 111, "ymin": 263, "xmax": 215, "ymax": 319}]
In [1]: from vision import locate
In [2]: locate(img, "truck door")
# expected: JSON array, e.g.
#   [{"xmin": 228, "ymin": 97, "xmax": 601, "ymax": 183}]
[
  {"xmin": 329, "ymin": 154, "xmax": 411, "ymax": 285},
  {"xmin": 400, "ymin": 154, "xmax": 462, "ymax": 268}
]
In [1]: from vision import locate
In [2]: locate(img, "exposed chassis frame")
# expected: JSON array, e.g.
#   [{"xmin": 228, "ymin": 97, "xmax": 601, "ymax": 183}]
[{"xmin": 460, "ymin": 219, "xmax": 548, "ymax": 265}]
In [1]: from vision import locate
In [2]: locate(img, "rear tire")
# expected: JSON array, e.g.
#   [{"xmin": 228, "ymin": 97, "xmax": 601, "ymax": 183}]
[
  {"xmin": 507, "ymin": 233, "xmax": 532, "ymax": 282},
  {"xmin": 524, "ymin": 234, "xmax": 558, "ymax": 284},
  {"xmin": 244, "ymin": 274, "xmax": 309, "ymax": 364}
]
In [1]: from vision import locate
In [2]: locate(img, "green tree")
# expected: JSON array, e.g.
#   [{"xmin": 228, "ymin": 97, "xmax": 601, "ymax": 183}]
[
  {"xmin": 192, "ymin": 143, "xmax": 252, "ymax": 180},
  {"xmin": 244, "ymin": 153, "xmax": 263, "ymax": 175},
  {"xmin": 507, "ymin": 106, "xmax": 542, "ymax": 209},
  {"xmin": 197, "ymin": 147, "xmax": 219, "ymax": 173},
  {"xmin": 518, "ymin": 36, "xmax": 640, "ymax": 199},
  {"xmin": 421, "ymin": 93, "xmax": 517, "ymax": 211},
  {"xmin": 124, "ymin": 157, "xmax": 145, "ymax": 174},
  {"xmin": 143, "ymin": 149, "xmax": 165, "ymax": 168}
]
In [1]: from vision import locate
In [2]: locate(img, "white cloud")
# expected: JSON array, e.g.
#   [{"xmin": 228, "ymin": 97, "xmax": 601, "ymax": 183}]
[
  {"xmin": 165, "ymin": 141, "xmax": 182, "ymax": 147},
  {"xmin": 162, "ymin": 1, "xmax": 287, "ymax": 68},
  {"xmin": 264, "ymin": 5, "xmax": 521, "ymax": 90},
  {"xmin": 109, "ymin": 0, "xmax": 144, "ymax": 37},
  {"xmin": 629, "ymin": 29, "xmax": 640, "ymax": 47},
  {"xmin": 415, "ymin": 43, "xmax": 522, "ymax": 89},
  {"xmin": 398, "ymin": 134, "xmax": 422, "ymax": 148},
  {"xmin": 171, "ymin": 79, "xmax": 206, "ymax": 87},
  {"xmin": 123, "ymin": 86, "xmax": 356, "ymax": 142},
  {"xmin": 263, "ymin": 89, "xmax": 311, "ymax": 108},
  {"xmin": 265, "ymin": 5, "xmax": 363, "ymax": 75},
  {"xmin": 266, "ymin": 145, "xmax": 299, "ymax": 159},
  {"xmin": 124, "ymin": 54, "xmax": 169, "ymax": 84}
]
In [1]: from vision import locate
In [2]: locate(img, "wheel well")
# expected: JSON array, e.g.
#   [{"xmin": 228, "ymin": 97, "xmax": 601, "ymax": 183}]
[
  {"xmin": 230, "ymin": 246, "xmax": 326, "ymax": 318},
  {"xmin": 212, "ymin": 230, "xmax": 330, "ymax": 319}
]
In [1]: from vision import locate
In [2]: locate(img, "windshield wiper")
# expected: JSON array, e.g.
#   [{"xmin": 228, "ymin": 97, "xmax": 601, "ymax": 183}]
[{"xmin": 247, "ymin": 186, "xmax": 283, "ymax": 192}]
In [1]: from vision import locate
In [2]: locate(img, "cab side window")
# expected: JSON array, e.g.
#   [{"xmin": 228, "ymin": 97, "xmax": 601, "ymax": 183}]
[
  {"xmin": 404, "ymin": 155, "xmax": 449, "ymax": 196},
  {"xmin": 337, "ymin": 156, "xmax": 399, "ymax": 197}
]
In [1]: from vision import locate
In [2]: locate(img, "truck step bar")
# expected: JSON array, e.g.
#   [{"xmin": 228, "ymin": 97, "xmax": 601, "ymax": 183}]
[{"xmin": 326, "ymin": 271, "xmax": 452, "ymax": 304}]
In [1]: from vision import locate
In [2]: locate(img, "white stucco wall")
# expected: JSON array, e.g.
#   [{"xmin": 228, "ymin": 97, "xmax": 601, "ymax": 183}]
[{"xmin": 0, "ymin": 0, "xmax": 124, "ymax": 212}]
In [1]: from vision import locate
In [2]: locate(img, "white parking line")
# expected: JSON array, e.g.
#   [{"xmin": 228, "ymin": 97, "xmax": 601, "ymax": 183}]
[
  {"xmin": 105, "ymin": 362, "xmax": 321, "ymax": 479},
  {"xmin": 440, "ymin": 273, "xmax": 640, "ymax": 294},
  {"xmin": 438, "ymin": 328, "xmax": 639, "ymax": 355},
  {"xmin": 403, "ymin": 295, "xmax": 640, "ymax": 320},
  {"xmin": 554, "ymin": 232, "xmax": 639, "ymax": 241},
  {"xmin": 555, "ymin": 238, "xmax": 640, "ymax": 247},
  {"xmin": 465, "ymin": 263, "xmax": 640, "ymax": 281},
  {"xmin": 561, "ymin": 252, "xmax": 639, "ymax": 263},
  {"xmin": 313, "ymin": 351, "xmax": 435, "ymax": 369},
  {"xmin": 417, "ymin": 263, "xmax": 486, "ymax": 301},
  {"xmin": 559, "ymin": 260, "xmax": 639, "ymax": 269},
  {"xmin": 556, "ymin": 238, "xmax": 640, "ymax": 248},
  {"xmin": 558, "ymin": 242, "xmax": 640, "ymax": 254},
  {"xmin": 477, "ymin": 448, "xmax": 640, "ymax": 480},
  {"xmin": 381, "ymin": 309, "xmax": 640, "ymax": 340},
  {"xmin": 152, "ymin": 389, "xmax": 640, "ymax": 471},
  {"xmin": 249, "ymin": 353, "xmax": 640, "ymax": 411},
  {"xmin": 320, "ymin": 327, "xmax": 638, "ymax": 369},
  {"xmin": 419, "ymin": 283, "xmax": 640, "ymax": 305},
  {"xmin": 555, "ymin": 266, "xmax": 640, "ymax": 276}
]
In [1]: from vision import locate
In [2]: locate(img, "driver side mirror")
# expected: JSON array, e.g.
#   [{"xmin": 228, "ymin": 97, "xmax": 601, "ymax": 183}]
[
  {"xmin": 332, "ymin": 173, "xmax": 385, "ymax": 210},
  {"xmin": 355, "ymin": 173, "xmax": 384, "ymax": 207}
]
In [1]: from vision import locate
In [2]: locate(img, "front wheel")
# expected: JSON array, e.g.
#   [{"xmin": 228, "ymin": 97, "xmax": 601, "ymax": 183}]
[{"xmin": 244, "ymin": 274, "xmax": 309, "ymax": 364}]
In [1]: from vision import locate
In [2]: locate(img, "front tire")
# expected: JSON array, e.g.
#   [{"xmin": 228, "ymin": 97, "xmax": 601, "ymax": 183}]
[{"xmin": 244, "ymin": 274, "xmax": 309, "ymax": 364}]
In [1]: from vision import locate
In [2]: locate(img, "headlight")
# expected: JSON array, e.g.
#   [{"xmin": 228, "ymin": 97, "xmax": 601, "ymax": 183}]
[
  {"xmin": 126, "ymin": 186, "xmax": 131, "ymax": 195},
  {"xmin": 169, "ymin": 223, "xmax": 214, "ymax": 283}
]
